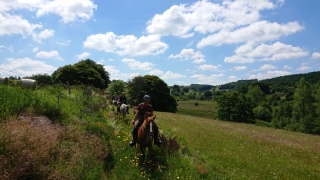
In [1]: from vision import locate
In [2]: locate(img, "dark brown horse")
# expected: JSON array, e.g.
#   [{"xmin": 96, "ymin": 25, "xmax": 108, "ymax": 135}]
[{"xmin": 137, "ymin": 112, "xmax": 157, "ymax": 170}]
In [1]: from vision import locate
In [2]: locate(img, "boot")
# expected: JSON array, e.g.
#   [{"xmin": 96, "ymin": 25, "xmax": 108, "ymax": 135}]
[{"xmin": 129, "ymin": 128, "xmax": 137, "ymax": 147}]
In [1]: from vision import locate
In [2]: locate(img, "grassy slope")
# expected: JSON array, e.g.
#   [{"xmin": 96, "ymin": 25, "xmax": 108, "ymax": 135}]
[
  {"xmin": 176, "ymin": 100, "xmax": 218, "ymax": 119},
  {"xmin": 155, "ymin": 111, "xmax": 320, "ymax": 179}
]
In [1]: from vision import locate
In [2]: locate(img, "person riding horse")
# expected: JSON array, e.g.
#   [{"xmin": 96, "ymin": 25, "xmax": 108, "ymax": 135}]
[
  {"xmin": 117, "ymin": 92, "xmax": 129, "ymax": 114},
  {"xmin": 129, "ymin": 95, "xmax": 162, "ymax": 147}
]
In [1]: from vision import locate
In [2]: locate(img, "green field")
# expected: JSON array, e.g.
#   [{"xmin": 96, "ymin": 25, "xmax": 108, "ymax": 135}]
[
  {"xmin": 176, "ymin": 100, "xmax": 218, "ymax": 119},
  {"xmin": 155, "ymin": 111, "xmax": 320, "ymax": 179},
  {"xmin": 1, "ymin": 85, "xmax": 320, "ymax": 179}
]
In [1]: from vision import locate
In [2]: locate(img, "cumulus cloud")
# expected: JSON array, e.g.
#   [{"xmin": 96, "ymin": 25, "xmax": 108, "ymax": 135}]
[
  {"xmin": 312, "ymin": 52, "xmax": 320, "ymax": 59},
  {"xmin": 190, "ymin": 73, "xmax": 224, "ymax": 85},
  {"xmin": 149, "ymin": 69, "xmax": 164, "ymax": 75},
  {"xmin": 36, "ymin": 0, "xmax": 97, "ymax": 23},
  {"xmin": 224, "ymin": 55, "xmax": 254, "ymax": 63},
  {"xmin": 32, "ymin": 47, "xmax": 39, "ymax": 52},
  {"xmin": 297, "ymin": 63, "xmax": 311, "ymax": 71},
  {"xmin": 121, "ymin": 58, "xmax": 155, "ymax": 70},
  {"xmin": 248, "ymin": 70, "xmax": 291, "ymax": 80},
  {"xmin": 146, "ymin": 0, "xmax": 275, "ymax": 37},
  {"xmin": 34, "ymin": 29, "xmax": 55, "ymax": 42},
  {"xmin": 224, "ymin": 41, "xmax": 308, "ymax": 63},
  {"xmin": 76, "ymin": 52, "xmax": 91, "ymax": 60},
  {"xmin": 0, "ymin": 45, "xmax": 14, "ymax": 52},
  {"xmin": 233, "ymin": 66, "xmax": 247, "ymax": 71},
  {"xmin": 160, "ymin": 71, "xmax": 186, "ymax": 80},
  {"xmin": 198, "ymin": 64, "xmax": 222, "ymax": 71},
  {"xmin": 57, "ymin": 40, "xmax": 71, "ymax": 46},
  {"xmin": 228, "ymin": 76, "xmax": 238, "ymax": 81},
  {"xmin": 0, "ymin": 57, "xmax": 56, "ymax": 77},
  {"xmin": 168, "ymin": 48, "xmax": 205, "ymax": 63},
  {"xmin": 197, "ymin": 21, "xmax": 304, "ymax": 48},
  {"xmin": 258, "ymin": 64, "xmax": 277, "ymax": 71},
  {"xmin": 36, "ymin": 50, "xmax": 63, "ymax": 60},
  {"xmin": 0, "ymin": 13, "xmax": 42, "ymax": 37},
  {"xmin": 83, "ymin": 32, "xmax": 168, "ymax": 56},
  {"xmin": 283, "ymin": 65, "xmax": 292, "ymax": 70}
]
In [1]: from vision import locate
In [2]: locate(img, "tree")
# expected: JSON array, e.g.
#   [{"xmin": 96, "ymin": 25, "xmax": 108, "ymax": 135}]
[
  {"xmin": 246, "ymin": 85, "xmax": 265, "ymax": 107},
  {"xmin": 203, "ymin": 90, "xmax": 213, "ymax": 99},
  {"xmin": 25, "ymin": 73, "xmax": 52, "ymax": 86},
  {"xmin": 127, "ymin": 75, "xmax": 177, "ymax": 112},
  {"xmin": 217, "ymin": 91, "xmax": 254, "ymax": 122},
  {"xmin": 292, "ymin": 78, "xmax": 316, "ymax": 133},
  {"xmin": 108, "ymin": 80, "xmax": 126, "ymax": 96},
  {"xmin": 52, "ymin": 59, "xmax": 110, "ymax": 89}
]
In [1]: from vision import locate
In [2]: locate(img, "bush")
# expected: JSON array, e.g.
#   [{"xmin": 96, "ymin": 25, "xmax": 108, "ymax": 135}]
[
  {"xmin": 195, "ymin": 102, "xmax": 199, "ymax": 106},
  {"xmin": 253, "ymin": 107, "xmax": 272, "ymax": 122}
]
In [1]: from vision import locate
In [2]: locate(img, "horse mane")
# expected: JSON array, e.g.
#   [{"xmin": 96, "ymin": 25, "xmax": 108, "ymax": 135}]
[{"xmin": 138, "ymin": 112, "xmax": 156, "ymax": 142}]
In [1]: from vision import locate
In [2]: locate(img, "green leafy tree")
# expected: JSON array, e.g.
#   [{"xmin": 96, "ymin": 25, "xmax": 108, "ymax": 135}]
[
  {"xmin": 292, "ymin": 78, "xmax": 316, "ymax": 133},
  {"xmin": 217, "ymin": 91, "xmax": 254, "ymax": 122},
  {"xmin": 203, "ymin": 90, "xmax": 213, "ymax": 99},
  {"xmin": 272, "ymin": 101, "xmax": 293, "ymax": 128},
  {"xmin": 25, "ymin": 73, "xmax": 52, "ymax": 86},
  {"xmin": 52, "ymin": 59, "xmax": 110, "ymax": 89},
  {"xmin": 127, "ymin": 75, "xmax": 177, "ymax": 112},
  {"xmin": 253, "ymin": 107, "xmax": 272, "ymax": 122},
  {"xmin": 182, "ymin": 87, "xmax": 189, "ymax": 93},
  {"xmin": 313, "ymin": 82, "xmax": 320, "ymax": 134},
  {"xmin": 246, "ymin": 85, "xmax": 265, "ymax": 107},
  {"xmin": 108, "ymin": 80, "xmax": 126, "ymax": 96}
]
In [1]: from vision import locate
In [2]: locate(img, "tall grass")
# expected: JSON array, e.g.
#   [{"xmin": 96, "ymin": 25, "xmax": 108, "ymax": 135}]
[
  {"xmin": 1, "ymin": 84, "xmax": 319, "ymax": 179},
  {"xmin": 156, "ymin": 112, "xmax": 320, "ymax": 179}
]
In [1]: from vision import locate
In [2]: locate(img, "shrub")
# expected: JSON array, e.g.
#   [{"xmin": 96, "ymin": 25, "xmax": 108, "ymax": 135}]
[
  {"xmin": 195, "ymin": 102, "xmax": 199, "ymax": 106},
  {"xmin": 253, "ymin": 107, "xmax": 272, "ymax": 122}
]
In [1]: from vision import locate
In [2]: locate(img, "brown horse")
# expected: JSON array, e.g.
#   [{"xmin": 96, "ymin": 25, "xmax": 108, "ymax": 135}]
[{"xmin": 137, "ymin": 112, "xmax": 157, "ymax": 170}]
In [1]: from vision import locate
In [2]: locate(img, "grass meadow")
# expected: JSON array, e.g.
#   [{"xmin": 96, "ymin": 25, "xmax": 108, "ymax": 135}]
[{"xmin": 1, "ymin": 84, "xmax": 320, "ymax": 179}]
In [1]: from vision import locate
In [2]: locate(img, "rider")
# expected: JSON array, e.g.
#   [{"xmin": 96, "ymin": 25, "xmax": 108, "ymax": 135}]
[
  {"xmin": 117, "ymin": 92, "xmax": 129, "ymax": 114},
  {"xmin": 129, "ymin": 95, "xmax": 162, "ymax": 147}
]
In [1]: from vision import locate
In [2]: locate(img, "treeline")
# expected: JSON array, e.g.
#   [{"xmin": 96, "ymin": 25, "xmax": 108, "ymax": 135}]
[{"xmin": 216, "ymin": 78, "xmax": 320, "ymax": 135}]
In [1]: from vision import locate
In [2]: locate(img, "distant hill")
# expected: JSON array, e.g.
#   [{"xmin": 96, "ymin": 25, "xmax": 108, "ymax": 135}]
[{"xmin": 219, "ymin": 71, "xmax": 320, "ymax": 91}]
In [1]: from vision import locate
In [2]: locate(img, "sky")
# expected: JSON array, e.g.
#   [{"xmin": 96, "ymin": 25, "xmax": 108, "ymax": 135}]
[{"xmin": 0, "ymin": 0, "xmax": 319, "ymax": 86}]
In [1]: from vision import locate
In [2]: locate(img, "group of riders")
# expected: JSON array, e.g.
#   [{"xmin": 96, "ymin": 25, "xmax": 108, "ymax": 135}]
[{"xmin": 111, "ymin": 93, "xmax": 162, "ymax": 147}]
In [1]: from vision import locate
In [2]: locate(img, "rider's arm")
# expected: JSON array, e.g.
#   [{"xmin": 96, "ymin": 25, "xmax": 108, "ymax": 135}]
[{"xmin": 132, "ymin": 106, "xmax": 140, "ymax": 124}]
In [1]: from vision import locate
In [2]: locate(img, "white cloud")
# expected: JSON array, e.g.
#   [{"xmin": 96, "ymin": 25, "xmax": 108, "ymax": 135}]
[
  {"xmin": 121, "ymin": 58, "xmax": 155, "ymax": 70},
  {"xmin": 33, "ymin": 29, "xmax": 55, "ymax": 42},
  {"xmin": 57, "ymin": 40, "xmax": 71, "ymax": 46},
  {"xmin": 146, "ymin": 0, "xmax": 275, "ymax": 37},
  {"xmin": 160, "ymin": 71, "xmax": 186, "ymax": 80},
  {"xmin": 225, "ymin": 41, "xmax": 308, "ymax": 63},
  {"xmin": 190, "ymin": 73, "xmax": 224, "ymax": 85},
  {"xmin": 104, "ymin": 65, "xmax": 120, "ymax": 77},
  {"xmin": 297, "ymin": 65, "xmax": 311, "ymax": 71},
  {"xmin": 36, "ymin": 50, "xmax": 63, "ymax": 60},
  {"xmin": 233, "ymin": 66, "xmax": 247, "ymax": 71},
  {"xmin": 149, "ymin": 69, "xmax": 164, "ymax": 75},
  {"xmin": 36, "ymin": 0, "xmax": 97, "ymax": 23},
  {"xmin": 198, "ymin": 64, "xmax": 222, "ymax": 71},
  {"xmin": 168, "ymin": 48, "xmax": 205, "ymax": 63},
  {"xmin": 0, "ymin": 13, "xmax": 42, "ymax": 37},
  {"xmin": 83, "ymin": 32, "xmax": 168, "ymax": 56},
  {"xmin": 0, "ymin": 57, "xmax": 56, "ymax": 77},
  {"xmin": 0, "ymin": 45, "xmax": 14, "ymax": 52},
  {"xmin": 197, "ymin": 21, "xmax": 304, "ymax": 48},
  {"xmin": 224, "ymin": 55, "xmax": 254, "ymax": 63},
  {"xmin": 32, "ymin": 47, "xmax": 39, "ymax": 52},
  {"xmin": 312, "ymin": 52, "xmax": 320, "ymax": 59},
  {"xmin": 76, "ymin": 52, "xmax": 91, "ymax": 60},
  {"xmin": 249, "ymin": 70, "xmax": 291, "ymax": 80},
  {"xmin": 228, "ymin": 76, "xmax": 238, "ymax": 81},
  {"xmin": 283, "ymin": 65, "xmax": 292, "ymax": 70},
  {"xmin": 258, "ymin": 64, "xmax": 277, "ymax": 71}
]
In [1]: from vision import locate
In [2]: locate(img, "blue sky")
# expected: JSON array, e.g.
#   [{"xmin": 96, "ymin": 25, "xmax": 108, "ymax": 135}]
[{"xmin": 0, "ymin": 0, "xmax": 319, "ymax": 86}]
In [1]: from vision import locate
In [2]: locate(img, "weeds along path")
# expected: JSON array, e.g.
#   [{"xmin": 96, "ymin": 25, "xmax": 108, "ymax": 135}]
[{"xmin": 155, "ymin": 111, "xmax": 320, "ymax": 180}]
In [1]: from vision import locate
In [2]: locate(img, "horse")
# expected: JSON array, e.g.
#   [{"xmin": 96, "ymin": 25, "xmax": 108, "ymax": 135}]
[
  {"xmin": 119, "ymin": 103, "xmax": 128, "ymax": 121},
  {"xmin": 137, "ymin": 112, "xmax": 157, "ymax": 171}
]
